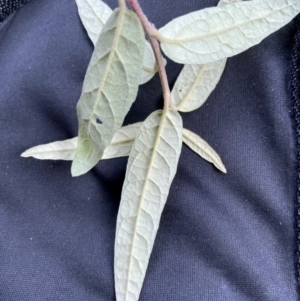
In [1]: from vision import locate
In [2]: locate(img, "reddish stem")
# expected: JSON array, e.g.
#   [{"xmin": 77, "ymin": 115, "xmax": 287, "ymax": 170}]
[{"xmin": 127, "ymin": 0, "xmax": 171, "ymax": 109}]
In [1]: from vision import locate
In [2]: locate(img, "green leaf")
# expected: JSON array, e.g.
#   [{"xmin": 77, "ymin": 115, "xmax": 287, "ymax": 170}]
[
  {"xmin": 103, "ymin": 122, "xmax": 141, "ymax": 160},
  {"xmin": 171, "ymin": 60, "xmax": 226, "ymax": 112},
  {"xmin": 75, "ymin": 0, "xmax": 161, "ymax": 85},
  {"xmin": 21, "ymin": 123, "xmax": 142, "ymax": 161},
  {"xmin": 21, "ymin": 137, "xmax": 78, "ymax": 161},
  {"xmin": 159, "ymin": 0, "xmax": 300, "ymax": 64},
  {"xmin": 21, "ymin": 125, "xmax": 226, "ymax": 175},
  {"xmin": 170, "ymin": 0, "xmax": 239, "ymax": 112},
  {"xmin": 75, "ymin": 0, "xmax": 112, "ymax": 45},
  {"xmin": 140, "ymin": 40, "xmax": 167, "ymax": 85},
  {"xmin": 114, "ymin": 109, "xmax": 183, "ymax": 301},
  {"xmin": 183, "ymin": 128, "xmax": 226, "ymax": 173},
  {"xmin": 218, "ymin": 0, "xmax": 241, "ymax": 7},
  {"xmin": 71, "ymin": 8, "xmax": 145, "ymax": 177}
]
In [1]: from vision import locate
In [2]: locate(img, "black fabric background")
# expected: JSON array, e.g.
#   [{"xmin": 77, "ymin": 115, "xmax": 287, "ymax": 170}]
[
  {"xmin": 0, "ymin": 0, "xmax": 30, "ymax": 22},
  {"xmin": 0, "ymin": 0, "xmax": 298, "ymax": 300}
]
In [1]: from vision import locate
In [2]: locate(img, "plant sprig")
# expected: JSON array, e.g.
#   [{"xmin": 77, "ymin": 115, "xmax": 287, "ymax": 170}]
[{"xmin": 21, "ymin": 0, "xmax": 300, "ymax": 300}]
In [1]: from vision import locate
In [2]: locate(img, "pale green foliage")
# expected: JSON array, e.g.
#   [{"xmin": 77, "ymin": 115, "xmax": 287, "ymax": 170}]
[
  {"xmin": 218, "ymin": 0, "xmax": 240, "ymax": 7},
  {"xmin": 114, "ymin": 110, "xmax": 182, "ymax": 301},
  {"xmin": 75, "ymin": 0, "xmax": 112, "ymax": 44},
  {"xmin": 171, "ymin": 60, "xmax": 226, "ymax": 112},
  {"xmin": 159, "ymin": 0, "xmax": 300, "ymax": 64},
  {"xmin": 74, "ymin": 0, "xmax": 161, "ymax": 85},
  {"xmin": 183, "ymin": 129, "xmax": 226, "ymax": 173},
  {"xmin": 22, "ymin": 124, "xmax": 226, "ymax": 173},
  {"xmin": 170, "ymin": 0, "xmax": 239, "ymax": 112},
  {"xmin": 21, "ymin": 123, "xmax": 142, "ymax": 161},
  {"xmin": 141, "ymin": 41, "xmax": 166, "ymax": 84},
  {"xmin": 71, "ymin": 8, "xmax": 145, "ymax": 177},
  {"xmin": 103, "ymin": 122, "xmax": 142, "ymax": 160},
  {"xmin": 22, "ymin": 137, "xmax": 78, "ymax": 161},
  {"xmin": 21, "ymin": 0, "xmax": 300, "ymax": 300}
]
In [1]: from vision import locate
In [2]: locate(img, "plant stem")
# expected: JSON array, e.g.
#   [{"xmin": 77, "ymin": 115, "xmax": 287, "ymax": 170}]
[
  {"xmin": 127, "ymin": 0, "xmax": 171, "ymax": 110},
  {"xmin": 118, "ymin": 0, "xmax": 126, "ymax": 9}
]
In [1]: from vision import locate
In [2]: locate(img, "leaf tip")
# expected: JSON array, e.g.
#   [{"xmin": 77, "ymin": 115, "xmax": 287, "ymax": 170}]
[
  {"xmin": 20, "ymin": 151, "xmax": 29, "ymax": 158},
  {"xmin": 71, "ymin": 155, "xmax": 99, "ymax": 177},
  {"xmin": 71, "ymin": 162, "xmax": 87, "ymax": 177},
  {"xmin": 218, "ymin": 164, "xmax": 227, "ymax": 174}
]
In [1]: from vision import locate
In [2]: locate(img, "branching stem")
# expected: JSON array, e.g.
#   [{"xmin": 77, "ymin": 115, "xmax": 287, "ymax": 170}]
[{"xmin": 127, "ymin": 0, "xmax": 172, "ymax": 110}]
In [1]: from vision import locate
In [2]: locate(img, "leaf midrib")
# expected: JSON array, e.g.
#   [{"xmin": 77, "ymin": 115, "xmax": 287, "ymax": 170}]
[
  {"xmin": 86, "ymin": 0, "xmax": 107, "ymax": 26},
  {"xmin": 161, "ymin": 1, "xmax": 296, "ymax": 44},
  {"xmin": 183, "ymin": 129, "xmax": 222, "ymax": 169},
  {"xmin": 124, "ymin": 110, "xmax": 167, "ymax": 300},
  {"xmin": 111, "ymin": 136, "xmax": 135, "ymax": 145},
  {"xmin": 25, "ymin": 147, "xmax": 76, "ymax": 156},
  {"xmin": 183, "ymin": 129, "xmax": 210, "ymax": 157},
  {"xmin": 87, "ymin": 8, "xmax": 126, "ymax": 133},
  {"xmin": 177, "ymin": 65, "xmax": 207, "ymax": 110}
]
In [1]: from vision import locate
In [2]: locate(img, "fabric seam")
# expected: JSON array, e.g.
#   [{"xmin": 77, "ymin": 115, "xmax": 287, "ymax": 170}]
[{"xmin": 291, "ymin": 14, "xmax": 300, "ymax": 300}]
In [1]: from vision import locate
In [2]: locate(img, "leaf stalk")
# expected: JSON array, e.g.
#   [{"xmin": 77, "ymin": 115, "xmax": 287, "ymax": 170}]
[{"xmin": 118, "ymin": 0, "xmax": 126, "ymax": 9}]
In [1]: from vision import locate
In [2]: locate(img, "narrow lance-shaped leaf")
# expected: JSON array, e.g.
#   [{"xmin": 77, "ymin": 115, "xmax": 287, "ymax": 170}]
[
  {"xmin": 71, "ymin": 8, "xmax": 145, "ymax": 177},
  {"xmin": 74, "ymin": 0, "xmax": 161, "ymax": 85},
  {"xmin": 114, "ymin": 110, "xmax": 183, "ymax": 301},
  {"xmin": 171, "ymin": 0, "xmax": 239, "ymax": 112},
  {"xmin": 21, "ymin": 123, "xmax": 142, "ymax": 161},
  {"xmin": 22, "ymin": 126, "xmax": 226, "ymax": 174},
  {"xmin": 159, "ymin": 0, "xmax": 300, "ymax": 64},
  {"xmin": 183, "ymin": 128, "xmax": 226, "ymax": 173},
  {"xmin": 22, "ymin": 137, "xmax": 78, "ymax": 161},
  {"xmin": 22, "ymin": 126, "xmax": 226, "ymax": 173}
]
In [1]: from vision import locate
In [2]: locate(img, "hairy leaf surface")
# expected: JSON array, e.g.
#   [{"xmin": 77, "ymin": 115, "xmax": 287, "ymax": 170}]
[
  {"xmin": 21, "ymin": 138, "xmax": 78, "ymax": 161},
  {"xmin": 171, "ymin": 60, "xmax": 226, "ymax": 112},
  {"xmin": 103, "ymin": 122, "xmax": 141, "ymax": 160},
  {"xmin": 75, "ymin": 0, "xmax": 112, "ymax": 44},
  {"xmin": 71, "ymin": 8, "xmax": 145, "ymax": 177},
  {"xmin": 141, "ymin": 41, "xmax": 159, "ymax": 84},
  {"xmin": 218, "ymin": 0, "xmax": 240, "ymax": 7},
  {"xmin": 183, "ymin": 129, "xmax": 226, "ymax": 173},
  {"xmin": 75, "ymin": 0, "xmax": 158, "ymax": 84},
  {"xmin": 170, "ymin": 0, "xmax": 239, "ymax": 112},
  {"xmin": 21, "ymin": 123, "xmax": 141, "ymax": 161},
  {"xmin": 114, "ymin": 110, "xmax": 182, "ymax": 301},
  {"xmin": 159, "ymin": 0, "xmax": 300, "ymax": 64}
]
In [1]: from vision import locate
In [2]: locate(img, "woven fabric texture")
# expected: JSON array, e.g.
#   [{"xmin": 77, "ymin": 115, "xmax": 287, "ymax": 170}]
[{"xmin": 0, "ymin": 0, "xmax": 30, "ymax": 22}]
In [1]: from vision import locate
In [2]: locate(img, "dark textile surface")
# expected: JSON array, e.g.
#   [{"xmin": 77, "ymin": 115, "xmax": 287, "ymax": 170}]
[
  {"xmin": 0, "ymin": 0, "xmax": 298, "ymax": 300},
  {"xmin": 291, "ymin": 15, "xmax": 300, "ymax": 295},
  {"xmin": 0, "ymin": 0, "xmax": 31, "ymax": 22}
]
